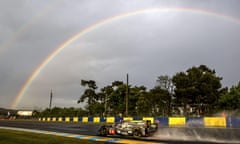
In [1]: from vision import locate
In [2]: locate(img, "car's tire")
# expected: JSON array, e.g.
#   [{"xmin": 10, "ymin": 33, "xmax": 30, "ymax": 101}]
[
  {"xmin": 133, "ymin": 129, "xmax": 141, "ymax": 137},
  {"xmin": 99, "ymin": 127, "xmax": 108, "ymax": 136}
]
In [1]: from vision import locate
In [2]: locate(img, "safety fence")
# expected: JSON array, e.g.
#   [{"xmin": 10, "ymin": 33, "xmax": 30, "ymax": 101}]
[{"xmin": 38, "ymin": 117, "xmax": 240, "ymax": 128}]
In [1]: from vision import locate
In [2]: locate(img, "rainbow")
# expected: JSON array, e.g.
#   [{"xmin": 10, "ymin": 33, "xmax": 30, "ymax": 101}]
[{"xmin": 11, "ymin": 7, "xmax": 240, "ymax": 109}]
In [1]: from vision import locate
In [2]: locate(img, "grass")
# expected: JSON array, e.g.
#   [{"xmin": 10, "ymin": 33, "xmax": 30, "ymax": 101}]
[{"xmin": 0, "ymin": 129, "xmax": 105, "ymax": 144}]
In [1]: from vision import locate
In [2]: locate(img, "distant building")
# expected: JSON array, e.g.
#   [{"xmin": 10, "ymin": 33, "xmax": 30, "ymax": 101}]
[{"xmin": 17, "ymin": 110, "xmax": 33, "ymax": 118}]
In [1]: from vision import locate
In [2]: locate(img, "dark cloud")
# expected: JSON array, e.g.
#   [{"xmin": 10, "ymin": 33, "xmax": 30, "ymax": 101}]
[{"xmin": 0, "ymin": 0, "xmax": 239, "ymax": 109}]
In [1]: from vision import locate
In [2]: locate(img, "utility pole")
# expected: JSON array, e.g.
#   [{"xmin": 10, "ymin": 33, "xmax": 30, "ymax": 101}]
[
  {"xmin": 126, "ymin": 73, "xmax": 129, "ymax": 116},
  {"xmin": 49, "ymin": 90, "xmax": 53, "ymax": 109},
  {"xmin": 104, "ymin": 94, "xmax": 107, "ymax": 117}
]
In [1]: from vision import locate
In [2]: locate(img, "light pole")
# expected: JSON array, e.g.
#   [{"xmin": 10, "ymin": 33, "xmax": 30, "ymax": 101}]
[
  {"xmin": 125, "ymin": 73, "xmax": 129, "ymax": 116},
  {"xmin": 49, "ymin": 90, "xmax": 53, "ymax": 109}
]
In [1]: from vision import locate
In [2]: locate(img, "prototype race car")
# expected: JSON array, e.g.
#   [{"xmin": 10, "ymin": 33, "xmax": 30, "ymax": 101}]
[{"xmin": 98, "ymin": 120, "xmax": 158, "ymax": 137}]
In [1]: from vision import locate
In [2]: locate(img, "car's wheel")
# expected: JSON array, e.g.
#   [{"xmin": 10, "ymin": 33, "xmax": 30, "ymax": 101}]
[
  {"xmin": 133, "ymin": 129, "xmax": 141, "ymax": 137},
  {"xmin": 99, "ymin": 127, "xmax": 107, "ymax": 136}
]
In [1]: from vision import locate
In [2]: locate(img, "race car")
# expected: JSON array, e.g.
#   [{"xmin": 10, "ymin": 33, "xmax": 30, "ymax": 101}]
[{"xmin": 98, "ymin": 120, "xmax": 158, "ymax": 137}]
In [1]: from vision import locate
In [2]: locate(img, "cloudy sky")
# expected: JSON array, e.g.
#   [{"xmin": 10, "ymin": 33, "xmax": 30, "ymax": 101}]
[{"xmin": 0, "ymin": 0, "xmax": 240, "ymax": 110}]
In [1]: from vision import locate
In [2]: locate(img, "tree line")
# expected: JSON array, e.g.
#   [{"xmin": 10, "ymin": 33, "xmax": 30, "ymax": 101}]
[{"xmin": 36, "ymin": 65, "xmax": 240, "ymax": 117}]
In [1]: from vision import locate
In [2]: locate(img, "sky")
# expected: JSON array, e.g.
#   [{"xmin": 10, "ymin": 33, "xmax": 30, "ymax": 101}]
[{"xmin": 0, "ymin": 0, "xmax": 240, "ymax": 110}]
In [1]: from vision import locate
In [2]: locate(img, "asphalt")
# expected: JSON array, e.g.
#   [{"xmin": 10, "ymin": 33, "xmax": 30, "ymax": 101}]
[{"xmin": 0, "ymin": 120, "xmax": 240, "ymax": 144}]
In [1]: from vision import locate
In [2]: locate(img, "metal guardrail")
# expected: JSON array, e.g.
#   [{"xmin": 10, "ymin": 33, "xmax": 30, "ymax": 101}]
[{"xmin": 38, "ymin": 116, "xmax": 240, "ymax": 128}]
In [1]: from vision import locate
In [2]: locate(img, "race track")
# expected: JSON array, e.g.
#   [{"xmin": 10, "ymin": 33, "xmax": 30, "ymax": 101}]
[{"xmin": 0, "ymin": 120, "xmax": 240, "ymax": 144}]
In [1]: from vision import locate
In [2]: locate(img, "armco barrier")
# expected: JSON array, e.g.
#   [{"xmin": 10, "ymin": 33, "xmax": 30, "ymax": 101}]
[
  {"xmin": 58, "ymin": 117, "xmax": 62, "ymax": 122},
  {"xmin": 39, "ymin": 117, "xmax": 240, "ymax": 128},
  {"xmin": 169, "ymin": 117, "xmax": 186, "ymax": 126},
  {"xmin": 123, "ymin": 117, "xmax": 133, "ymax": 121},
  {"xmin": 227, "ymin": 117, "xmax": 240, "ymax": 128},
  {"xmin": 100, "ymin": 117, "xmax": 105, "ymax": 122},
  {"xmin": 52, "ymin": 117, "xmax": 56, "ymax": 122},
  {"xmin": 186, "ymin": 117, "xmax": 204, "ymax": 127},
  {"xmin": 115, "ymin": 117, "xmax": 122, "ymax": 122},
  {"xmin": 82, "ymin": 117, "xmax": 88, "ymax": 123},
  {"xmin": 143, "ymin": 117, "xmax": 154, "ymax": 123},
  {"xmin": 66, "ymin": 117, "xmax": 71, "ymax": 122},
  {"xmin": 73, "ymin": 117, "xmax": 78, "ymax": 122},
  {"xmin": 78, "ymin": 117, "xmax": 82, "ymax": 122},
  {"xmin": 204, "ymin": 117, "xmax": 226, "ymax": 127},
  {"xmin": 89, "ymin": 117, "xmax": 94, "ymax": 122},
  {"xmin": 155, "ymin": 117, "xmax": 168, "ymax": 126},
  {"xmin": 133, "ymin": 117, "xmax": 142, "ymax": 121},
  {"xmin": 106, "ymin": 117, "xmax": 115, "ymax": 123},
  {"xmin": 93, "ymin": 117, "xmax": 100, "ymax": 123}
]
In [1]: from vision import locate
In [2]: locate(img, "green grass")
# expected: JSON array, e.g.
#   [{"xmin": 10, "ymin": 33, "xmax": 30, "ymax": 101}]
[{"xmin": 0, "ymin": 129, "xmax": 105, "ymax": 144}]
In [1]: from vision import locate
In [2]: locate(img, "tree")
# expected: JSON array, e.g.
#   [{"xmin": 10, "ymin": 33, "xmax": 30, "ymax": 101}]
[
  {"xmin": 172, "ymin": 65, "xmax": 223, "ymax": 116},
  {"xmin": 99, "ymin": 85, "xmax": 114, "ymax": 116},
  {"xmin": 108, "ymin": 84, "xmax": 126, "ymax": 116},
  {"xmin": 50, "ymin": 107, "xmax": 62, "ymax": 116},
  {"xmin": 112, "ymin": 81, "xmax": 124, "ymax": 87},
  {"xmin": 218, "ymin": 82, "xmax": 240, "ymax": 110},
  {"xmin": 75, "ymin": 107, "xmax": 88, "ymax": 116},
  {"xmin": 148, "ymin": 87, "xmax": 171, "ymax": 116},
  {"xmin": 128, "ymin": 86, "xmax": 147, "ymax": 116},
  {"xmin": 156, "ymin": 75, "xmax": 173, "ymax": 116},
  {"xmin": 157, "ymin": 75, "xmax": 172, "ymax": 90},
  {"xmin": 136, "ymin": 85, "xmax": 171, "ymax": 117},
  {"xmin": 37, "ymin": 107, "xmax": 88, "ymax": 117},
  {"xmin": 78, "ymin": 80, "xmax": 98, "ymax": 116},
  {"xmin": 136, "ymin": 92, "xmax": 150, "ymax": 116}
]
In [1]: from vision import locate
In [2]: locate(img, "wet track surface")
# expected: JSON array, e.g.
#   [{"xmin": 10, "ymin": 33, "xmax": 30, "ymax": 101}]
[{"xmin": 1, "ymin": 120, "xmax": 240, "ymax": 144}]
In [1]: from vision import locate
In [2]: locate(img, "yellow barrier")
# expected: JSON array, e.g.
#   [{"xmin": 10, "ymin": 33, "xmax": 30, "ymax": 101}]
[
  {"xmin": 73, "ymin": 117, "xmax": 78, "ymax": 122},
  {"xmin": 204, "ymin": 117, "xmax": 226, "ymax": 127},
  {"xmin": 82, "ymin": 117, "xmax": 88, "ymax": 123},
  {"xmin": 65, "ymin": 117, "xmax": 70, "ymax": 122},
  {"xmin": 123, "ymin": 117, "xmax": 133, "ymax": 121},
  {"xmin": 42, "ymin": 118, "xmax": 46, "ymax": 122},
  {"xmin": 52, "ymin": 117, "xmax": 56, "ymax": 122},
  {"xmin": 106, "ymin": 117, "xmax": 115, "ymax": 123},
  {"xmin": 38, "ymin": 118, "xmax": 41, "ymax": 121},
  {"xmin": 47, "ymin": 117, "xmax": 51, "ymax": 122},
  {"xmin": 169, "ymin": 117, "xmax": 186, "ymax": 126},
  {"xmin": 58, "ymin": 117, "xmax": 62, "ymax": 122},
  {"xmin": 143, "ymin": 117, "xmax": 154, "ymax": 123},
  {"xmin": 93, "ymin": 117, "xmax": 100, "ymax": 123}
]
